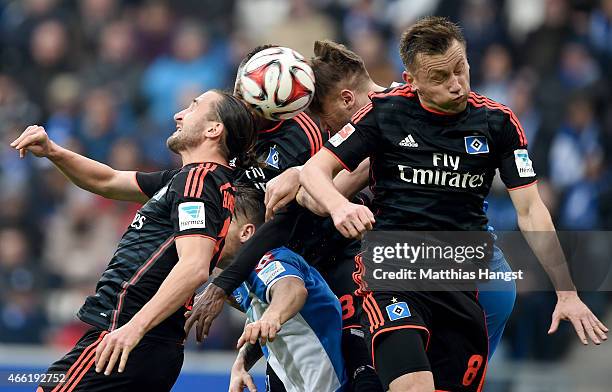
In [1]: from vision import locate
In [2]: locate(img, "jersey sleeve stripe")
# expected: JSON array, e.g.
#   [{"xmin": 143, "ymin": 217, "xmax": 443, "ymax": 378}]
[
  {"xmin": 351, "ymin": 102, "xmax": 371, "ymax": 122},
  {"xmin": 368, "ymin": 83, "xmax": 414, "ymax": 99},
  {"xmin": 190, "ymin": 166, "xmax": 207, "ymax": 197},
  {"xmin": 259, "ymin": 120, "xmax": 285, "ymax": 134},
  {"xmin": 296, "ymin": 112, "xmax": 320, "ymax": 153},
  {"xmin": 322, "ymin": 146, "xmax": 353, "ymax": 172},
  {"xmin": 469, "ymin": 93, "xmax": 527, "ymax": 146},
  {"xmin": 195, "ymin": 163, "xmax": 215, "ymax": 198},
  {"xmin": 293, "ymin": 113, "xmax": 317, "ymax": 156},
  {"xmin": 299, "ymin": 112, "xmax": 323, "ymax": 153},
  {"xmin": 184, "ymin": 167, "xmax": 196, "ymax": 197},
  {"xmin": 351, "ymin": 102, "xmax": 373, "ymax": 124},
  {"xmin": 507, "ymin": 179, "xmax": 538, "ymax": 191},
  {"xmin": 188, "ymin": 167, "xmax": 203, "ymax": 197}
]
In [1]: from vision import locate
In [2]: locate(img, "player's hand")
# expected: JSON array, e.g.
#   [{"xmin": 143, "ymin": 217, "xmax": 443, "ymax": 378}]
[
  {"xmin": 329, "ymin": 201, "xmax": 375, "ymax": 239},
  {"xmin": 10, "ymin": 125, "xmax": 54, "ymax": 158},
  {"xmin": 237, "ymin": 311, "xmax": 281, "ymax": 348},
  {"xmin": 184, "ymin": 283, "xmax": 227, "ymax": 342},
  {"xmin": 264, "ymin": 167, "xmax": 301, "ymax": 221},
  {"xmin": 95, "ymin": 322, "xmax": 144, "ymax": 375},
  {"xmin": 548, "ymin": 291, "xmax": 608, "ymax": 345},
  {"xmin": 229, "ymin": 358, "xmax": 257, "ymax": 392}
]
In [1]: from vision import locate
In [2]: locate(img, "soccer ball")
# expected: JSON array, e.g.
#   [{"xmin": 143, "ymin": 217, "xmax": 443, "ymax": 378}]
[{"xmin": 239, "ymin": 47, "xmax": 315, "ymax": 121}]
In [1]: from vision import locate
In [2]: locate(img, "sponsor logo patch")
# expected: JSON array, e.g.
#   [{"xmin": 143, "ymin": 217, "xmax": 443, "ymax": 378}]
[
  {"xmin": 329, "ymin": 123, "xmax": 355, "ymax": 147},
  {"xmin": 257, "ymin": 260, "xmax": 286, "ymax": 285},
  {"xmin": 464, "ymin": 136, "xmax": 489, "ymax": 154},
  {"xmin": 514, "ymin": 149, "xmax": 536, "ymax": 177},
  {"xmin": 178, "ymin": 202, "xmax": 206, "ymax": 231}
]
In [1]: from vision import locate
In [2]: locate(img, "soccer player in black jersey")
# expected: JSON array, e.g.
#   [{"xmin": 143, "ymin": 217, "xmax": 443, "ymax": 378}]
[
  {"xmin": 10, "ymin": 90, "xmax": 256, "ymax": 392},
  {"xmin": 300, "ymin": 17, "xmax": 607, "ymax": 392}
]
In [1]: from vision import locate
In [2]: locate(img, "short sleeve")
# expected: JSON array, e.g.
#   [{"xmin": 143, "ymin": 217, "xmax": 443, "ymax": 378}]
[
  {"xmin": 136, "ymin": 169, "xmax": 180, "ymax": 198},
  {"xmin": 495, "ymin": 110, "xmax": 538, "ymax": 190},
  {"xmin": 250, "ymin": 252, "xmax": 305, "ymax": 304},
  {"xmin": 169, "ymin": 166, "xmax": 230, "ymax": 240},
  {"xmin": 323, "ymin": 103, "xmax": 380, "ymax": 172}
]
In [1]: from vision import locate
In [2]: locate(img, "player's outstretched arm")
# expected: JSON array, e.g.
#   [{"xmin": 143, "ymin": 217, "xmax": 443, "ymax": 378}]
[
  {"xmin": 95, "ymin": 236, "xmax": 214, "ymax": 375},
  {"xmin": 300, "ymin": 149, "xmax": 374, "ymax": 238},
  {"xmin": 10, "ymin": 125, "xmax": 147, "ymax": 203},
  {"xmin": 509, "ymin": 184, "xmax": 608, "ymax": 345},
  {"xmin": 237, "ymin": 277, "xmax": 307, "ymax": 348}
]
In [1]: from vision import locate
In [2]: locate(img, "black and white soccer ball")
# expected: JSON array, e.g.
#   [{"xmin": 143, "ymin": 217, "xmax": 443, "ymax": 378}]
[{"xmin": 239, "ymin": 47, "xmax": 315, "ymax": 121}]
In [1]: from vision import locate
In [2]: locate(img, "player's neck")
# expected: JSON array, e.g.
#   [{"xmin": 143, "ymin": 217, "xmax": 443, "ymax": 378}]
[
  {"xmin": 368, "ymin": 80, "xmax": 385, "ymax": 93},
  {"xmin": 179, "ymin": 144, "xmax": 228, "ymax": 167}
]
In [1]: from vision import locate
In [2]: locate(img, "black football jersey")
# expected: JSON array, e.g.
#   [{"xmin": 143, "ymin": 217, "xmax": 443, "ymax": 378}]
[
  {"xmin": 237, "ymin": 111, "xmax": 328, "ymax": 190},
  {"xmin": 77, "ymin": 163, "xmax": 235, "ymax": 342},
  {"xmin": 324, "ymin": 84, "xmax": 537, "ymax": 231}
]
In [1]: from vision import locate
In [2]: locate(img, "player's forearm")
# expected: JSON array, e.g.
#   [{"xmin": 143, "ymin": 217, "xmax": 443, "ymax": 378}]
[
  {"xmin": 236, "ymin": 342, "xmax": 264, "ymax": 371},
  {"xmin": 517, "ymin": 201, "xmax": 576, "ymax": 294},
  {"xmin": 297, "ymin": 160, "xmax": 369, "ymax": 215},
  {"xmin": 300, "ymin": 161, "xmax": 348, "ymax": 215},
  {"xmin": 130, "ymin": 257, "xmax": 209, "ymax": 334},
  {"xmin": 47, "ymin": 141, "xmax": 143, "ymax": 202},
  {"xmin": 267, "ymin": 279, "xmax": 308, "ymax": 325}
]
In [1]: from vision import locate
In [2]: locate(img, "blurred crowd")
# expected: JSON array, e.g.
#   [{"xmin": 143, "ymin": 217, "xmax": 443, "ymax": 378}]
[{"xmin": 1, "ymin": 0, "xmax": 611, "ymax": 362}]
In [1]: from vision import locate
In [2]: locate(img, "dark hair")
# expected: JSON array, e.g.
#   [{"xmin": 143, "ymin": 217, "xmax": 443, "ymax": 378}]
[
  {"xmin": 309, "ymin": 40, "xmax": 370, "ymax": 114},
  {"xmin": 233, "ymin": 185, "xmax": 265, "ymax": 227},
  {"xmin": 399, "ymin": 16, "xmax": 466, "ymax": 72},
  {"xmin": 211, "ymin": 90, "xmax": 257, "ymax": 168}
]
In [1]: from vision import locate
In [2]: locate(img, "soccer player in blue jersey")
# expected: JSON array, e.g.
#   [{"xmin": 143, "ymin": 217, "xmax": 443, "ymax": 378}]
[{"xmin": 211, "ymin": 187, "xmax": 347, "ymax": 392}]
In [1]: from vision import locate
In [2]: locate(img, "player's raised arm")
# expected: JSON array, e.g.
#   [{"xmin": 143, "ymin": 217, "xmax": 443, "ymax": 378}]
[
  {"xmin": 297, "ymin": 157, "xmax": 370, "ymax": 216},
  {"xmin": 509, "ymin": 185, "xmax": 608, "ymax": 345},
  {"xmin": 10, "ymin": 125, "xmax": 147, "ymax": 203},
  {"xmin": 300, "ymin": 126, "xmax": 375, "ymax": 238}
]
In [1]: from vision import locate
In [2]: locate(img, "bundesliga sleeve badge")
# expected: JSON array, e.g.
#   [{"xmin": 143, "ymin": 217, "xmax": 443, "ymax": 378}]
[
  {"xmin": 514, "ymin": 149, "xmax": 536, "ymax": 177},
  {"xmin": 178, "ymin": 202, "xmax": 206, "ymax": 231}
]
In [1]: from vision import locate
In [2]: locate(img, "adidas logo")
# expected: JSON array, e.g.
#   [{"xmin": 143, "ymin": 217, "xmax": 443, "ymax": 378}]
[{"xmin": 399, "ymin": 134, "xmax": 419, "ymax": 148}]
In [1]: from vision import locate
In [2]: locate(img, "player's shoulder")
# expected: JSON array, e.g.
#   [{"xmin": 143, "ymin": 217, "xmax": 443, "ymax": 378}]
[
  {"xmin": 467, "ymin": 91, "xmax": 517, "ymax": 121},
  {"xmin": 351, "ymin": 84, "xmax": 417, "ymax": 124},
  {"xmin": 169, "ymin": 162, "xmax": 233, "ymax": 197},
  {"xmin": 268, "ymin": 246, "xmax": 305, "ymax": 265},
  {"xmin": 283, "ymin": 112, "xmax": 327, "ymax": 154},
  {"xmin": 468, "ymin": 91, "xmax": 527, "ymax": 143},
  {"xmin": 369, "ymin": 84, "xmax": 417, "ymax": 103}
]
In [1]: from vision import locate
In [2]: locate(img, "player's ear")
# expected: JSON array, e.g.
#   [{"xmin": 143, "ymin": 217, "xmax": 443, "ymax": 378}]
[
  {"xmin": 239, "ymin": 223, "xmax": 256, "ymax": 243},
  {"xmin": 402, "ymin": 70, "xmax": 416, "ymax": 88},
  {"xmin": 340, "ymin": 89, "xmax": 355, "ymax": 110},
  {"xmin": 206, "ymin": 122, "xmax": 224, "ymax": 139}
]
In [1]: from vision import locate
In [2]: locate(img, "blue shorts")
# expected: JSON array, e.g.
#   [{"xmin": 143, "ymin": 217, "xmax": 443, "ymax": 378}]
[{"xmin": 477, "ymin": 246, "xmax": 516, "ymax": 358}]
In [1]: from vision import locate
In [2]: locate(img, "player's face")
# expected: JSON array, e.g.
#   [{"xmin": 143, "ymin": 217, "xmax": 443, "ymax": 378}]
[
  {"xmin": 316, "ymin": 96, "xmax": 353, "ymax": 134},
  {"xmin": 404, "ymin": 40, "xmax": 470, "ymax": 114},
  {"xmin": 315, "ymin": 89, "xmax": 369, "ymax": 134},
  {"xmin": 168, "ymin": 91, "xmax": 222, "ymax": 153},
  {"xmin": 218, "ymin": 217, "xmax": 255, "ymax": 268}
]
